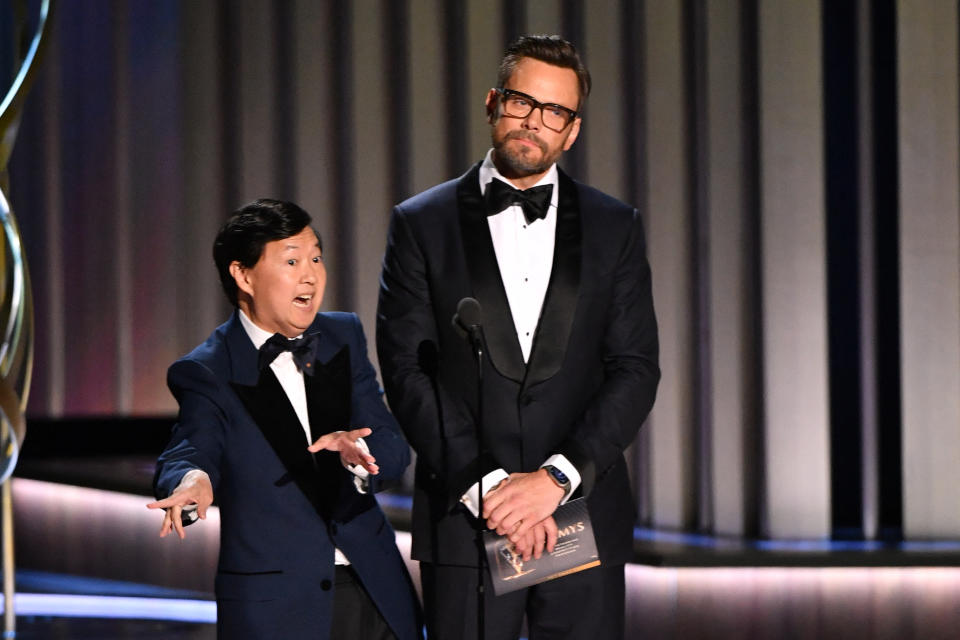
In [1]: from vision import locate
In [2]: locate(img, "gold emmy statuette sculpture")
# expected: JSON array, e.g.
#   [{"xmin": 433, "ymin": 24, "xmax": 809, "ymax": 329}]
[
  {"xmin": 497, "ymin": 541, "xmax": 535, "ymax": 580},
  {"xmin": 0, "ymin": 0, "xmax": 55, "ymax": 635}
]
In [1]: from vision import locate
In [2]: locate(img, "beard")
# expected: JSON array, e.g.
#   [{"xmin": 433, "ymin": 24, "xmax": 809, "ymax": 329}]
[{"xmin": 491, "ymin": 129, "xmax": 563, "ymax": 178}]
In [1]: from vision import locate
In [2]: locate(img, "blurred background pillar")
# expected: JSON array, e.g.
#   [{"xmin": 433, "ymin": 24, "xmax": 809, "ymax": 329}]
[
  {"xmin": 896, "ymin": 0, "xmax": 960, "ymax": 538},
  {"xmin": 757, "ymin": 0, "xmax": 830, "ymax": 539}
]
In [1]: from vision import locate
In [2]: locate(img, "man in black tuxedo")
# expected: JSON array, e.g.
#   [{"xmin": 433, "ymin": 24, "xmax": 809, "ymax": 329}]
[{"xmin": 376, "ymin": 36, "xmax": 659, "ymax": 639}]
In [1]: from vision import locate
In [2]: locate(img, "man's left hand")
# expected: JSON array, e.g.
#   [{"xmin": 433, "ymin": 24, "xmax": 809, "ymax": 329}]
[
  {"xmin": 512, "ymin": 516, "xmax": 559, "ymax": 561},
  {"xmin": 483, "ymin": 469, "xmax": 565, "ymax": 542},
  {"xmin": 308, "ymin": 427, "xmax": 379, "ymax": 475}
]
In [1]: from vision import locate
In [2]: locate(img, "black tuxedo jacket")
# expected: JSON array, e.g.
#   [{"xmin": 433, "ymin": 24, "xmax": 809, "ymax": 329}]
[
  {"xmin": 377, "ymin": 163, "xmax": 659, "ymax": 566},
  {"xmin": 154, "ymin": 311, "xmax": 420, "ymax": 639}
]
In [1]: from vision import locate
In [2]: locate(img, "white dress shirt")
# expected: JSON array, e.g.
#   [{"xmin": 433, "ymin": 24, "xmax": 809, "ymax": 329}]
[
  {"xmin": 479, "ymin": 150, "xmax": 558, "ymax": 363},
  {"xmin": 460, "ymin": 151, "xmax": 581, "ymax": 516}
]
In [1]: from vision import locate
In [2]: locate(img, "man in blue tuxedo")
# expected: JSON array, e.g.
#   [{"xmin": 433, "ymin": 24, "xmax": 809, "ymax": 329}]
[
  {"xmin": 150, "ymin": 199, "xmax": 421, "ymax": 640},
  {"xmin": 377, "ymin": 36, "xmax": 659, "ymax": 639}
]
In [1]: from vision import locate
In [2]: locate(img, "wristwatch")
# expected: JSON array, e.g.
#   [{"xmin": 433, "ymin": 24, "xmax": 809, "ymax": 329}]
[{"xmin": 542, "ymin": 465, "xmax": 571, "ymax": 497}]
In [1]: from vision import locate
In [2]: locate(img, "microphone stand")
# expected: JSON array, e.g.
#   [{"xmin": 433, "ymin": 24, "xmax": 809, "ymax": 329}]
[
  {"xmin": 467, "ymin": 325, "xmax": 486, "ymax": 640},
  {"xmin": 453, "ymin": 297, "xmax": 487, "ymax": 639}
]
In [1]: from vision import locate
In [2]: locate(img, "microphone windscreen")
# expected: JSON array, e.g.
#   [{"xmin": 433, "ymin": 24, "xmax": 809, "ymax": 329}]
[{"xmin": 456, "ymin": 297, "xmax": 482, "ymax": 328}]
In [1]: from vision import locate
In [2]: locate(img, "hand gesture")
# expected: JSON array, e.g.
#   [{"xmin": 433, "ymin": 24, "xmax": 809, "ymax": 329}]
[
  {"xmin": 146, "ymin": 471, "xmax": 214, "ymax": 540},
  {"xmin": 308, "ymin": 427, "xmax": 379, "ymax": 475}
]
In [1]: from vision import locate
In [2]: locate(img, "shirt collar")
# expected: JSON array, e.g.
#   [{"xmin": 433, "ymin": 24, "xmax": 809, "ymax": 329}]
[{"xmin": 238, "ymin": 309, "xmax": 302, "ymax": 350}]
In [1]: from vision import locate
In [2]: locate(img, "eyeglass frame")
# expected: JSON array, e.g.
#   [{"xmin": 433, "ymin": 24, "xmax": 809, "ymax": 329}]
[{"xmin": 492, "ymin": 88, "xmax": 580, "ymax": 132}]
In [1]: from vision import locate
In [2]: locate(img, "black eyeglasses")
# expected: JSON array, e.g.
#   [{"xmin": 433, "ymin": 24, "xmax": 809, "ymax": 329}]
[{"xmin": 494, "ymin": 88, "xmax": 579, "ymax": 132}]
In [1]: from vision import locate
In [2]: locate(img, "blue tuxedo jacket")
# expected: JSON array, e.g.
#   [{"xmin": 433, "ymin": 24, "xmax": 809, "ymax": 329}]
[
  {"xmin": 377, "ymin": 163, "xmax": 660, "ymax": 567},
  {"xmin": 155, "ymin": 310, "xmax": 420, "ymax": 639}
]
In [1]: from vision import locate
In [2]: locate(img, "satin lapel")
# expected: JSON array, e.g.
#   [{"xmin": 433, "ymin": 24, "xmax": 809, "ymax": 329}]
[
  {"xmin": 524, "ymin": 168, "xmax": 582, "ymax": 389},
  {"xmin": 304, "ymin": 341, "xmax": 361, "ymax": 520},
  {"xmin": 304, "ymin": 343, "xmax": 352, "ymax": 437},
  {"xmin": 231, "ymin": 367, "xmax": 328, "ymax": 516},
  {"xmin": 457, "ymin": 163, "xmax": 526, "ymax": 383}
]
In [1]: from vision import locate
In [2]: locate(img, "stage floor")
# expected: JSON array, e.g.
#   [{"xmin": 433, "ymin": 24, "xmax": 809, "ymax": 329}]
[
  {"xmin": 12, "ymin": 617, "xmax": 213, "ymax": 639},
  {"xmin": 11, "ymin": 419, "xmax": 960, "ymax": 638},
  {"xmin": 9, "ymin": 570, "xmax": 214, "ymax": 639}
]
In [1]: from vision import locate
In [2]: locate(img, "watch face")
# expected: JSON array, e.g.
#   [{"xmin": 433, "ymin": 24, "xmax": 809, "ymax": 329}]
[{"xmin": 547, "ymin": 466, "xmax": 569, "ymax": 485}]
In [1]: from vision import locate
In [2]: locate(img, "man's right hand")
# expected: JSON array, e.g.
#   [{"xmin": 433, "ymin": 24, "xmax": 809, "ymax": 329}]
[{"xmin": 146, "ymin": 470, "xmax": 213, "ymax": 540}]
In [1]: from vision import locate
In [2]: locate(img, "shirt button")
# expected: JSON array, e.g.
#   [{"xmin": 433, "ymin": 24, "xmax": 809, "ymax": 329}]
[
  {"xmin": 321, "ymin": 579, "xmax": 332, "ymax": 591},
  {"xmin": 520, "ymin": 394, "xmax": 533, "ymax": 406}
]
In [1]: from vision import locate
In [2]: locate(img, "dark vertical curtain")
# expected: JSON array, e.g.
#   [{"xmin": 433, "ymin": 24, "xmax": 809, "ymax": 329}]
[{"xmin": 6, "ymin": 0, "xmax": 958, "ymax": 540}]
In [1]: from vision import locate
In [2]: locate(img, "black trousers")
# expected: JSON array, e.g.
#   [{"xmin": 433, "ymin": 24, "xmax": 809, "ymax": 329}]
[
  {"xmin": 331, "ymin": 565, "xmax": 398, "ymax": 640},
  {"xmin": 421, "ymin": 562, "xmax": 624, "ymax": 640}
]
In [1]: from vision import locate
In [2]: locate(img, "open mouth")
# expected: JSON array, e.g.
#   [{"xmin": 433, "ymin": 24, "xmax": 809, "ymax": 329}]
[{"xmin": 294, "ymin": 294, "xmax": 313, "ymax": 307}]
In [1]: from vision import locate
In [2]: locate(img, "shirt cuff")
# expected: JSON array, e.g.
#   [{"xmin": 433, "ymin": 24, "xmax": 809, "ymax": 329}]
[
  {"xmin": 460, "ymin": 468, "xmax": 509, "ymax": 518},
  {"xmin": 344, "ymin": 437, "xmax": 371, "ymax": 478},
  {"xmin": 178, "ymin": 468, "xmax": 210, "ymax": 488},
  {"xmin": 344, "ymin": 436, "xmax": 371, "ymax": 494},
  {"xmin": 541, "ymin": 454, "xmax": 581, "ymax": 504}
]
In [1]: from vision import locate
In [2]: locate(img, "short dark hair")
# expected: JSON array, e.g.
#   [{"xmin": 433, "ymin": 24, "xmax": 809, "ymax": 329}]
[
  {"xmin": 496, "ymin": 35, "xmax": 591, "ymax": 108},
  {"xmin": 213, "ymin": 199, "xmax": 321, "ymax": 307}
]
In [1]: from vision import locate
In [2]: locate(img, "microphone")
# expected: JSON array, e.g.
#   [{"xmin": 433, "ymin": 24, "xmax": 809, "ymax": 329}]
[{"xmin": 452, "ymin": 297, "xmax": 482, "ymax": 339}]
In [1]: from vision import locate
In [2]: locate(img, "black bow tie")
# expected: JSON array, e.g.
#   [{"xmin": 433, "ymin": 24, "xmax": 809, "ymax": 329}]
[
  {"xmin": 258, "ymin": 332, "xmax": 321, "ymax": 375},
  {"xmin": 484, "ymin": 179, "xmax": 553, "ymax": 224}
]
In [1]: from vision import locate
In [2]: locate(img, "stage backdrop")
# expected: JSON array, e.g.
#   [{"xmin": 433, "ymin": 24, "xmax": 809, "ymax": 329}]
[{"xmin": 8, "ymin": 0, "xmax": 960, "ymax": 542}]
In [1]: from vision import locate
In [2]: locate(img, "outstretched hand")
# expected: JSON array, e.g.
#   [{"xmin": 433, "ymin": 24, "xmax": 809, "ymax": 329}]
[
  {"xmin": 146, "ymin": 471, "xmax": 214, "ymax": 540},
  {"xmin": 308, "ymin": 427, "xmax": 379, "ymax": 475}
]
